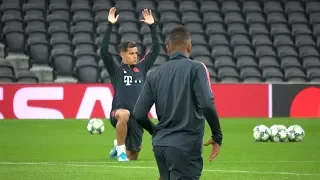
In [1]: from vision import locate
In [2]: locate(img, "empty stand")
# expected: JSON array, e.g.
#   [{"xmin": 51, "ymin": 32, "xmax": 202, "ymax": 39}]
[{"xmin": 0, "ymin": 0, "xmax": 320, "ymax": 83}]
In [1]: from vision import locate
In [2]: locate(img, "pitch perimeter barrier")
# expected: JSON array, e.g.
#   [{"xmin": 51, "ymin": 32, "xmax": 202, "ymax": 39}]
[{"xmin": 0, "ymin": 84, "xmax": 319, "ymax": 119}]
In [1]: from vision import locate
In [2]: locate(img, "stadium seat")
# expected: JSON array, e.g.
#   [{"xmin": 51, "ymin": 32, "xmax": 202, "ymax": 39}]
[
  {"xmin": 285, "ymin": 67, "xmax": 307, "ymax": 82},
  {"xmin": 230, "ymin": 34, "xmax": 251, "ymax": 46},
  {"xmin": 51, "ymin": 49, "xmax": 75, "ymax": 76},
  {"xmin": 248, "ymin": 23, "xmax": 269, "ymax": 36},
  {"xmin": 48, "ymin": 4, "xmax": 70, "ymax": 21},
  {"xmin": 303, "ymin": 57, "xmax": 320, "ymax": 69},
  {"xmin": 2, "ymin": 26, "xmax": 25, "ymax": 53},
  {"xmin": 117, "ymin": 11, "xmax": 137, "ymax": 23},
  {"xmin": 199, "ymin": 1, "xmax": 219, "ymax": 13},
  {"xmin": 242, "ymin": 1, "xmax": 262, "ymax": 13},
  {"xmin": 203, "ymin": 12, "xmax": 223, "ymax": 24},
  {"xmin": 221, "ymin": 1, "xmax": 241, "ymax": 13},
  {"xmin": 0, "ymin": 71, "xmax": 15, "ymax": 83},
  {"xmin": 218, "ymin": 67, "xmax": 240, "ymax": 83},
  {"xmin": 136, "ymin": 0, "xmax": 156, "ymax": 13},
  {"xmin": 214, "ymin": 56, "xmax": 236, "ymax": 69},
  {"xmin": 194, "ymin": 55, "xmax": 214, "ymax": 68},
  {"xmin": 262, "ymin": 67, "xmax": 285, "ymax": 82},
  {"xmin": 270, "ymin": 23, "xmax": 291, "ymax": 36},
  {"xmin": 118, "ymin": 22, "xmax": 139, "ymax": 35},
  {"xmin": 27, "ymin": 38, "xmax": 50, "ymax": 65},
  {"xmin": 24, "ymin": 15, "xmax": 46, "ymax": 29},
  {"xmin": 16, "ymin": 70, "xmax": 39, "ymax": 83},
  {"xmin": 76, "ymin": 58, "xmax": 99, "ymax": 83},
  {"xmin": 227, "ymin": 23, "xmax": 247, "ymax": 35},
  {"xmin": 307, "ymin": 67, "xmax": 320, "ymax": 82},
  {"xmin": 292, "ymin": 24, "xmax": 312, "ymax": 36},
  {"xmin": 306, "ymin": 2, "xmax": 320, "ymax": 14},
  {"xmin": 258, "ymin": 56, "xmax": 280, "ymax": 69},
  {"xmin": 26, "ymin": 26, "xmax": 48, "ymax": 41},
  {"xmin": 114, "ymin": 0, "xmax": 135, "ymax": 13},
  {"xmin": 1, "ymin": 3, "xmax": 22, "ymax": 18},
  {"xmin": 237, "ymin": 56, "xmax": 258, "ymax": 69},
  {"xmin": 240, "ymin": 67, "xmax": 263, "ymax": 83},
  {"xmin": 23, "ymin": 3, "xmax": 46, "ymax": 17},
  {"xmin": 205, "ymin": 23, "xmax": 226, "ymax": 35},
  {"xmin": 284, "ymin": 1, "xmax": 304, "ymax": 14},
  {"xmin": 252, "ymin": 34, "xmax": 273, "ymax": 46},
  {"xmin": 0, "ymin": 60, "xmax": 15, "ymax": 77},
  {"xmin": 51, "ymin": 38, "xmax": 73, "ymax": 52},
  {"xmin": 264, "ymin": 1, "xmax": 283, "ymax": 13},
  {"xmin": 190, "ymin": 34, "xmax": 207, "ymax": 46},
  {"xmin": 208, "ymin": 34, "xmax": 229, "ymax": 46},
  {"xmin": 72, "ymin": 15, "xmax": 95, "ymax": 32},
  {"xmin": 157, "ymin": 1, "xmax": 177, "ymax": 12},
  {"xmin": 47, "ymin": 14, "xmax": 70, "ymax": 30}
]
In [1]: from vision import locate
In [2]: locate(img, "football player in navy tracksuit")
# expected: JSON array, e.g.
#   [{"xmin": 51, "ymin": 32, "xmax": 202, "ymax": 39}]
[
  {"xmin": 100, "ymin": 7, "xmax": 159, "ymax": 161},
  {"xmin": 133, "ymin": 26, "xmax": 223, "ymax": 180}
]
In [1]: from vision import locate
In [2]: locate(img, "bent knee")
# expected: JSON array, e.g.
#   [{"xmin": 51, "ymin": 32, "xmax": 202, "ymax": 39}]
[{"xmin": 115, "ymin": 109, "xmax": 130, "ymax": 122}]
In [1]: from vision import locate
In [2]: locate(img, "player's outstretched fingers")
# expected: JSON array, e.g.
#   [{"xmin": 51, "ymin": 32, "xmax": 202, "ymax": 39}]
[{"xmin": 115, "ymin": 109, "xmax": 130, "ymax": 123}]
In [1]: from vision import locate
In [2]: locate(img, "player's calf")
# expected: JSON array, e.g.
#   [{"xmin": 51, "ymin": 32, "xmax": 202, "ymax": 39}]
[{"xmin": 126, "ymin": 151, "xmax": 139, "ymax": 160}]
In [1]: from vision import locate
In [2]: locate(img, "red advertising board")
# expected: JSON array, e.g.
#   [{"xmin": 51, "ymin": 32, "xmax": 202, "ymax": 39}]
[
  {"xmin": 211, "ymin": 84, "xmax": 269, "ymax": 118},
  {"xmin": 0, "ymin": 84, "xmax": 269, "ymax": 119}
]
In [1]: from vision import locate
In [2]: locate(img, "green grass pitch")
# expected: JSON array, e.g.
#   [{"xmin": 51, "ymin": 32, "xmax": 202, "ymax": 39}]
[{"xmin": 1, "ymin": 118, "xmax": 320, "ymax": 180}]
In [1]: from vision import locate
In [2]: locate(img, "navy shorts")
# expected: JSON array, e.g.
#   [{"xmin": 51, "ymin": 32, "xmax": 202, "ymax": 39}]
[
  {"xmin": 153, "ymin": 146, "xmax": 203, "ymax": 180},
  {"xmin": 110, "ymin": 109, "xmax": 145, "ymax": 152}
]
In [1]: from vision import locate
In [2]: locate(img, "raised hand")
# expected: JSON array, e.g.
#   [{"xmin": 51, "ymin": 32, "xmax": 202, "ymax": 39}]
[
  {"xmin": 203, "ymin": 138, "xmax": 221, "ymax": 162},
  {"xmin": 108, "ymin": 7, "xmax": 119, "ymax": 24},
  {"xmin": 140, "ymin": 9, "xmax": 154, "ymax": 25}
]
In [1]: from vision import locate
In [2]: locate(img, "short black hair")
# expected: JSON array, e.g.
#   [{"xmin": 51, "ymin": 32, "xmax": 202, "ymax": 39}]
[
  {"xmin": 118, "ymin": 40, "xmax": 137, "ymax": 52},
  {"xmin": 168, "ymin": 25, "xmax": 191, "ymax": 46}
]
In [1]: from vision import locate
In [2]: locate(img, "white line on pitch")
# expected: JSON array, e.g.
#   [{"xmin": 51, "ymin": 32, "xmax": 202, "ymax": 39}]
[
  {"xmin": 1, "ymin": 160, "xmax": 320, "ymax": 164},
  {"xmin": 0, "ymin": 162, "xmax": 319, "ymax": 176}
]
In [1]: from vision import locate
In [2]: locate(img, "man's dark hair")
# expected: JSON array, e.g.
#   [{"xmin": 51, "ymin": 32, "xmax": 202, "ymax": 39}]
[
  {"xmin": 119, "ymin": 41, "xmax": 137, "ymax": 52},
  {"xmin": 169, "ymin": 25, "xmax": 191, "ymax": 46}
]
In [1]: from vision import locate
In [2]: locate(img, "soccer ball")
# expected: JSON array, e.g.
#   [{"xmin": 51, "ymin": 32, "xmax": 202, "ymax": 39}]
[
  {"xmin": 287, "ymin": 125, "xmax": 305, "ymax": 142},
  {"xmin": 87, "ymin": 118, "xmax": 105, "ymax": 134},
  {"xmin": 270, "ymin": 124, "xmax": 279, "ymax": 131},
  {"xmin": 277, "ymin": 125, "xmax": 287, "ymax": 131},
  {"xmin": 253, "ymin": 125, "xmax": 271, "ymax": 142},
  {"xmin": 270, "ymin": 124, "xmax": 286, "ymax": 131},
  {"xmin": 270, "ymin": 128, "xmax": 288, "ymax": 142}
]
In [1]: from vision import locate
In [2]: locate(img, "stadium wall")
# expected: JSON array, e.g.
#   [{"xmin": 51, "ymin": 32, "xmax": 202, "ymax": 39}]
[{"xmin": 0, "ymin": 84, "xmax": 319, "ymax": 119}]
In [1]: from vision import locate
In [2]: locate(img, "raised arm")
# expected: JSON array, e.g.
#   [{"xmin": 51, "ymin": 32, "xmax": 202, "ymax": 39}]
[
  {"xmin": 139, "ymin": 9, "xmax": 160, "ymax": 72},
  {"xmin": 100, "ymin": 7, "xmax": 119, "ymax": 76}
]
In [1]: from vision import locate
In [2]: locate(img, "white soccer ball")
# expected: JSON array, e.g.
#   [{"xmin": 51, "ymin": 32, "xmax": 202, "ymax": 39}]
[
  {"xmin": 253, "ymin": 125, "xmax": 271, "ymax": 142},
  {"xmin": 287, "ymin": 125, "xmax": 305, "ymax": 142},
  {"xmin": 87, "ymin": 118, "xmax": 105, "ymax": 134},
  {"xmin": 270, "ymin": 128, "xmax": 288, "ymax": 142},
  {"xmin": 270, "ymin": 124, "xmax": 279, "ymax": 131},
  {"xmin": 277, "ymin": 125, "xmax": 287, "ymax": 131}
]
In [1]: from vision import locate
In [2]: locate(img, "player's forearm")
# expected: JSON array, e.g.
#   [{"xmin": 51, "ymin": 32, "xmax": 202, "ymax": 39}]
[
  {"xmin": 193, "ymin": 65, "xmax": 223, "ymax": 145},
  {"xmin": 100, "ymin": 22, "xmax": 117, "ymax": 74},
  {"xmin": 204, "ymin": 105, "xmax": 223, "ymax": 146},
  {"xmin": 100, "ymin": 22, "xmax": 113, "ymax": 57},
  {"xmin": 148, "ymin": 23, "xmax": 160, "ymax": 56},
  {"xmin": 136, "ymin": 118, "xmax": 155, "ymax": 135}
]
